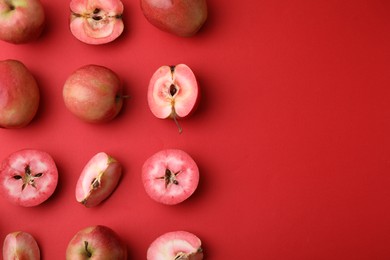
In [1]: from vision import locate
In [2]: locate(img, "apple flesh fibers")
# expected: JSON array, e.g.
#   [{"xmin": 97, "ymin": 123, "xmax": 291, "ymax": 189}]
[
  {"xmin": 140, "ymin": 0, "xmax": 207, "ymax": 37},
  {"xmin": 142, "ymin": 149, "xmax": 199, "ymax": 205},
  {"xmin": 0, "ymin": 0, "xmax": 45, "ymax": 44},
  {"xmin": 63, "ymin": 64, "xmax": 124, "ymax": 123},
  {"xmin": 147, "ymin": 64, "xmax": 199, "ymax": 133},
  {"xmin": 147, "ymin": 231, "xmax": 203, "ymax": 260},
  {"xmin": 66, "ymin": 225, "xmax": 127, "ymax": 260},
  {"xmin": 70, "ymin": 0, "xmax": 124, "ymax": 44},
  {"xmin": 3, "ymin": 231, "xmax": 40, "ymax": 260},
  {"xmin": 0, "ymin": 59, "xmax": 40, "ymax": 128},
  {"xmin": 0, "ymin": 149, "xmax": 58, "ymax": 207},
  {"xmin": 76, "ymin": 152, "xmax": 122, "ymax": 207}
]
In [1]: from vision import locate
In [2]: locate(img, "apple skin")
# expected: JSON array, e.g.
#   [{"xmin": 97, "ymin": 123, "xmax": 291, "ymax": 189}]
[
  {"xmin": 63, "ymin": 64, "xmax": 124, "ymax": 123},
  {"xmin": 140, "ymin": 0, "xmax": 207, "ymax": 37},
  {"xmin": 148, "ymin": 64, "xmax": 199, "ymax": 133},
  {"xmin": 3, "ymin": 231, "xmax": 40, "ymax": 260},
  {"xmin": 0, "ymin": 59, "xmax": 40, "ymax": 128},
  {"xmin": 75, "ymin": 152, "xmax": 122, "ymax": 207},
  {"xmin": 66, "ymin": 225, "xmax": 127, "ymax": 260},
  {"xmin": 147, "ymin": 231, "xmax": 203, "ymax": 260},
  {"xmin": 0, "ymin": 0, "xmax": 45, "ymax": 44}
]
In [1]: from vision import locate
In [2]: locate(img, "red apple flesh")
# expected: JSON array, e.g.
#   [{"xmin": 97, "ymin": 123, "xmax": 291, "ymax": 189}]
[
  {"xmin": 0, "ymin": 149, "xmax": 58, "ymax": 207},
  {"xmin": 147, "ymin": 64, "xmax": 199, "ymax": 133},
  {"xmin": 0, "ymin": 59, "xmax": 40, "ymax": 128},
  {"xmin": 75, "ymin": 152, "xmax": 122, "ymax": 207},
  {"xmin": 63, "ymin": 64, "xmax": 124, "ymax": 123},
  {"xmin": 142, "ymin": 149, "xmax": 199, "ymax": 205},
  {"xmin": 66, "ymin": 225, "xmax": 127, "ymax": 260},
  {"xmin": 0, "ymin": 0, "xmax": 45, "ymax": 43},
  {"xmin": 147, "ymin": 231, "xmax": 203, "ymax": 260},
  {"xmin": 140, "ymin": 0, "xmax": 207, "ymax": 37},
  {"xmin": 70, "ymin": 0, "xmax": 124, "ymax": 44},
  {"xmin": 3, "ymin": 231, "xmax": 40, "ymax": 260}
]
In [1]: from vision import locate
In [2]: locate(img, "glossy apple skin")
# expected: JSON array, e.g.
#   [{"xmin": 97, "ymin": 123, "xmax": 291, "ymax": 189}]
[
  {"xmin": 0, "ymin": 149, "xmax": 58, "ymax": 207},
  {"xmin": 147, "ymin": 231, "xmax": 203, "ymax": 260},
  {"xmin": 0, "ymin": 0, "xmax": 45, "ymax": 43},
  {"xmin": 66, "ymin": 225, "xmax": 127, "ymax": 260},
  {"xmin": 140, "ymin": 0, "xmax": 207, "ymax": 37},
  {"xmin": 75, "ymin": 152, "xmax": 122, "ymax": 207},
  {"xmin": 0, "ymin": 59, "xmax": 40, "ymax": 128},
  {"xmin": 70, "ymin": 0, "xmax": 124, "ymax": 44},
  {"xmin": 63, "ymin": 64, "xmax": 123, "ymax": 123},
  {"xmin": 142, "ymin": 149, "xmax": 199, "ymax": 205},
  {"xmin": 3, "ymin": 231, "xmax": 40, "ymax": 260}
]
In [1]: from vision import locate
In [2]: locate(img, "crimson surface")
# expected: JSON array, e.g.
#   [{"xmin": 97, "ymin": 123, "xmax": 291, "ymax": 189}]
[{"xmin": 0, "ymin": 0, "xmax": 389, "ymax": 259}]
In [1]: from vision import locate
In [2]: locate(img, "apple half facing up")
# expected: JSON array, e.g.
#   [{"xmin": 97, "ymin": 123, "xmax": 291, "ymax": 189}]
[
  {"xmin": 147, "ymin": 64, "xmax": 199, "ymax": 133},
  {"xmin": 3, "ymin": 231, "xmax": 40, "ymax": 260}
]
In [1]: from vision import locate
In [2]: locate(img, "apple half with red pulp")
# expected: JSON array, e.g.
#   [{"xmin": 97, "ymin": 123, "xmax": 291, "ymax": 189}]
[
  {"xmin": 147, "ymin": 231, "xmax": 203, "ymax": 260},
  {"xmin": 70, "ymin": 0, "xmax": 124, "ymax": 44},
  {"xmin": 147, "ymin": 64, "xmax": 199, "ymax": 133},
  {"xmin": 0, "ymin": 149, "xmax": 58, "ymax": 207},
  {"xmin": 142, "ymin": 149, "xmax": 199, "ymax": 205},
  {"xmin": 66, "ymin": 225, "xmax": 127, "ymax": 260},
  {"xmin": 3, "ymin": 231, "xmax": 40, "ymax": 260},
  {"xmin": 75, "ymin": 152, "xmax": 122, "ymax": 207}
]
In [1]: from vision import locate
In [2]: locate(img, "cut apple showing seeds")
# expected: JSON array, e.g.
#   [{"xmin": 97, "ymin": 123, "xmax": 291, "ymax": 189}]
[
  {"xmin": 70, "ymin": 0, "xmax": 124, "ymax": 44},
  {"xmin": 75, "ymin": 152, "xmax": 122, "ymax": 207},
  {"xmin": 147, "ymin": 231, "xmax": 203, "ymax": 260},
  {"xmin": 0, "ymin": 149, "xmax": 58, "ymax": 207},
  {"xmin": 147, "ymin": 64, "xmax": 199, "ymax": 133},
  {"xmin": 142, "ymin": 149, "xmax": 199, "ymax": 205}
]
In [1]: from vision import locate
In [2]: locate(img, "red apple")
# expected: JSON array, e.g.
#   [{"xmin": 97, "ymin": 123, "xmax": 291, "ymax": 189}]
[
  {"xmin": 147, "ymin": 231, "xmax": 203, "ymax": 260},
  {"xmin": 147, "ymin": 64, "xmax": 199, "ymax": 133},
  {"xmin": 66, "ymin": 225, "xmax": 127, "ymax": 260},
  {"xmin": 0, "ymin": 149, "xmax": 58, "ymax": 207},
  {"xmin": 0, "ymin": 59, "xmax": 40, "ymax": 128},
  {"xmin": 0, "ymin": 0, "xmax": 45, "ymax": 43},
  {"xmin": 75, "ymin": 152, "xmax": 122, "ymax": 207},
  {"xmin": 142, "ymin": 149, "xmax": 199, "ymax": 205},
  {"xmin": 63, "ymin": 64, "xmax": 124, "ymax": 123},
  {"xmin": 70, "ymin": 0, "xmax": 124, "ymax": 45},
  {"xmin": 3, "ymin": 231, "xmax": 40, "ymax": 260},
  {"xmin": 140, "ymin": 0, "xmax": 207, "ymax": 37}
]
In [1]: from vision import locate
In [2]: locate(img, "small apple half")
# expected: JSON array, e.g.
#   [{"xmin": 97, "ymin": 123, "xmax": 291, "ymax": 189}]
[
  {"xmin": 142, "ymin": 149, "xmax": 199, "ymax": 205},
  {"xmin": 147, "ymin": 231, "xmax": 203, "ymax": 260},
  {"xmin": 3, "ymin": 231, "xmax": 40, "ymax": 260},
  {"xmin": 70, "ymin": 0, "xmax": 124, "ymax": 44},
  {"xmin": 0, "ymin": 149, "xmax": 58, "ymax": 207},
  {"xmin": 75, "ymin": 152, "xmax": 122, "ymax": 207},
  {"xmin": 147, "ymin": 64, "xmax": 199, "ymax": 133},
  {"xmin": 66, "ymin": 225, "xmax": 127, "ymax": 260}
]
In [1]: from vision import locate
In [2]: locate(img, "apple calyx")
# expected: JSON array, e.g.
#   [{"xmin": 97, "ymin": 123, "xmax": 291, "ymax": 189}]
[
  {"xmin": 148, "ymin": 64, "xmax": 199, "ymax": 133},
  {"xmin": 13, "ymin": 165, "xmax": 43, "ymax": 191}
]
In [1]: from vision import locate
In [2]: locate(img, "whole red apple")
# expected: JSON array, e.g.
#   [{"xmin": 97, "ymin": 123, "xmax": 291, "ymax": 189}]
[
  {"xmin": 140, "ymin": 0, "xmax": 207, "ymax": 37},
  {"xmin": 66, "ymin": 225, "xmax": 127, "ymax": 260},
  {"xmin": 63, "ymin": 64, "xmax": 124, "ymax": 123},
  {"xmin": 0, "ymin": 0, "xmax": 45, "ymax": 43},
  {"xmin": 0, "ymin": 59, "xmax": 40, "ymax": 128}
]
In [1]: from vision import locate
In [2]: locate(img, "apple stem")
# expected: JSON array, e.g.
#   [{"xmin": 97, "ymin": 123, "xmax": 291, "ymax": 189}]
[
  {"xmin": 84, "ymin": 241, "xmax": 92, "ymax": 257},
  {"xmin": 173, "ymin": 116, "xmax": 183, "ymax": 134}
]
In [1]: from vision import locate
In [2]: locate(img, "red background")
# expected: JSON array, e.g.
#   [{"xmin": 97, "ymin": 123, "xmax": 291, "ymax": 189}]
[{"xmin": 1, "ymin": 0, "xmax": 390, "ymax": 259}]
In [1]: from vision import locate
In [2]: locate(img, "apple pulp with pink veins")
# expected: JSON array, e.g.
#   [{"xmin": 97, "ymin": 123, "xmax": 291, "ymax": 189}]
[
  {"xmin": 70, "ymin": 0, "xmax": 124, "ymax": 44},
  {"xmin": 0, "ymin": 0, "xmax": 45, "ymax": 43},
  {"xmin": 0, "ymin": 149, "xmax": 58, "ymax": 207},
  {"xmin": 76, "ymin": 152, "xmax": 122, "ymax": 207},
  {"xmin": 148, "ymin": 64, "xmax": 199, "ymax": 133},
  {"xmin": 142, "ymin": 149, "xmax": 199, "ymax": 205},
  {"xmin": 140, "ymin": 0, "xmax": 207, "ymax": 37},
  {"xmin": 147, "ymin": 231, "xmax": 203, "ymax": 260},
  {"xmin": 63, "ymin": 64, "xmax": 124, "ymax": 123},
  {"xmin": 66, "ymin": 225, "xmax": 127, "ymax": 260},
  {"xmin": 0, "ymin": 59, "xmax": 40, "ymax": 128},
  {"xmin": 3, "ymin": 231, "xmax": 40, "ymax": 260}
]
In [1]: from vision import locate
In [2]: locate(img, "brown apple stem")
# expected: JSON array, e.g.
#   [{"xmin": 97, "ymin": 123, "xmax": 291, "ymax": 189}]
[
  {"xmin": 173, "ymin": 116, "xmax": 183, "ymax": 134},
  {"xmin": 84, "ymin": 241, "xmax": 92, "ymax": 257}
]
